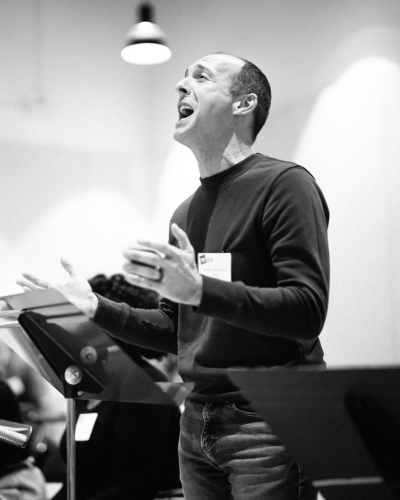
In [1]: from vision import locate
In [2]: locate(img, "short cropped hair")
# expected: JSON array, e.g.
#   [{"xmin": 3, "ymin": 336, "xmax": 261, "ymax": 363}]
[{"xmin": 216, "ymin": 52, "xmax": 272, "ymax": 143}]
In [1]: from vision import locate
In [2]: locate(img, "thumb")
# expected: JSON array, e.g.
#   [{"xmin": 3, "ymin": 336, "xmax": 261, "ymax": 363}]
[
  {"xmin": 60, "ymin": 256, "xmax": 78, "ymax": 277},
  {"xmin": 171, "ymin": 223, "xmax": 193, "ymax": 252}
]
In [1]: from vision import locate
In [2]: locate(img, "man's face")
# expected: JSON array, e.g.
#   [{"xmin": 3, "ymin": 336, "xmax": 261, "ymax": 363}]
[{"xmin": 173, "ymin": 53, "xmax": 244, "ymax": 149}]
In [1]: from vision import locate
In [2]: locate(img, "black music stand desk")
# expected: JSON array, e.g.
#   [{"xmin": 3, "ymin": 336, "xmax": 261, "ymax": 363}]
[
  {"xmin": 229, "ymin": 366, "xmax": 400, "ymax": 500},
  {"xmin": 0, "ymin": 289, "xmax": 192, "ymax": 500}
]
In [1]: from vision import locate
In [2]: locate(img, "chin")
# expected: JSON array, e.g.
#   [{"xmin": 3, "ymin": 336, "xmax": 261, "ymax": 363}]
[
  {"xmin": 173, "ymin": 130, "xmax": 183, "ymax": 144},
  {"xmin": 173, "ymin": 128, "xmax": 190, "ymax": 146}
]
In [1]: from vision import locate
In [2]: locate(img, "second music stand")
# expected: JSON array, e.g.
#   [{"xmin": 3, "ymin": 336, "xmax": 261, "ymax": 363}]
[{"xmin": 228, "ymin": 366, "xmax": 400, "ymax": 500}]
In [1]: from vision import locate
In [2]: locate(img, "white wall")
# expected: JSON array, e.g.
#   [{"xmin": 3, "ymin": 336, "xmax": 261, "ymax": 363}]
[
  {"xmin": 1, "ymin": 0, "xmax": 400, "ymax": 366},
  {"xmin": 296, "ymin": 56, "xmax": 400, "ymax": 366}
]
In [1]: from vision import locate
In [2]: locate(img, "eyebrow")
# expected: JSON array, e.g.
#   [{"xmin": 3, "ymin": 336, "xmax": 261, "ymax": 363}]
[{"xmin": 184, "ymin": 64, "xmax": 212, "ymax": 78}]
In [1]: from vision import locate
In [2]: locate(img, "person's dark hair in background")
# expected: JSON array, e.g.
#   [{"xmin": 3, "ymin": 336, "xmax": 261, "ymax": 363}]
[
  {"xmin": 216, "ymin": 52, "xmax": 272, "ymax": 142},
  {"xmin": 51, "ymin": 274, "xmax": 182, "ymax": 500},
  {"xmin": 88, "ymin": 274, "xmax": 165, "ymax": 361},
  {"xmin": 89, "ymin": 274, "xmax": 159, "ymax": 310}
]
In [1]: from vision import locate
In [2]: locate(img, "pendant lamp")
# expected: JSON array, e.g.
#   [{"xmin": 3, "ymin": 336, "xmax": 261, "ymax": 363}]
[{"xmin": 121, "ymin": 3, "xmax": 171, "ymax": 65}]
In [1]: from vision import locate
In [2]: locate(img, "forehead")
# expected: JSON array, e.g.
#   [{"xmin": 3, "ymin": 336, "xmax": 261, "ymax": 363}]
[{"xmin": 184, "ymin": 53, "xmax": 244, "ymax": 78}]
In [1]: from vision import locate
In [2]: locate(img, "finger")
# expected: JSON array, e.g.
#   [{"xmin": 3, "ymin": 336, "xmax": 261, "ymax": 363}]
[
  {"xmin": 123, "ymin": 249, "xmax": 161, "ymax": 269},
  {"xmin": 122, "ymin": 261, "xmax": 161, "ymax": 281},
  {"xmin": 170, "ymin": 223, "xmax": 194, "ymax": 252},
  {"xmin": 60, "ymin": 256, "xmax": 78, "ymax": 277},
  {"xmin": 135, "ymin": 239, "xmax": 177, "ymax": 259},
  {"xmin": 20, "ymin": 273, "xmax": 50, "ymax": 289},
  {"xmin": 16, "ymin": 279, "xmax": 43, "ymax": 291},
  {"xmin": 125, "ymin": 273, "xmax": 162, "ymax": 293}
]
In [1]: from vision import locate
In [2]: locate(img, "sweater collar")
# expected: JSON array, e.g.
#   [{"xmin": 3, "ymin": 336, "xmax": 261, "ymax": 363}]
[{"xmin": 199, "ymin": 154, "xmax": 262, "ymax": 190}]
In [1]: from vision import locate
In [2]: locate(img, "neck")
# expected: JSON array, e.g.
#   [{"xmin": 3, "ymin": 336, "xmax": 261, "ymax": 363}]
[{"xmin": 191, "ymin": 138, "xmax": 253, "ymax": 178}]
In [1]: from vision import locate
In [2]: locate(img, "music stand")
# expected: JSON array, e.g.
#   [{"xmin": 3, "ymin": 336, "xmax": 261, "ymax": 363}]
[
  {"xmin": 0, "ymin": 289, "xmax": 192, "ymax": 500},
  {"xmin": 228, "ymin": 366, "xmax": 400, "ymax": 500}
]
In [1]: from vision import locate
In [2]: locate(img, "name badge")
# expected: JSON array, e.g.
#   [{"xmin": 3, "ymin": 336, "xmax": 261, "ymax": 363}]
[
  {"xmin": 75, "ymin": 413, "xmax": 98, "ymax": 441},
  {"xmin": 198, "ymin": 253, "xmax": 231, "ymax": 282}
]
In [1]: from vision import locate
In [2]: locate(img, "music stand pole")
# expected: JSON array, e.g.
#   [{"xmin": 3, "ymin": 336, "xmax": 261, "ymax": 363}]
[{"xmin": 66, "ymin": 398, "xmax": 76, "ymax": 500}]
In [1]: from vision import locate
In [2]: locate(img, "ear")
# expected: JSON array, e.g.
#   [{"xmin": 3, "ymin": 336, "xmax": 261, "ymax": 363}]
[{"xmin": 232, "ymin": 93, "xmax": 258, "ymax": 116}]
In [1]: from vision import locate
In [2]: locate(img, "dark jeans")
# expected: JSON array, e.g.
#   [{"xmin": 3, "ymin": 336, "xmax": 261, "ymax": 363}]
[{"xmin": 179, "ymin": 399, "xmax": 317, "ymax": 500}]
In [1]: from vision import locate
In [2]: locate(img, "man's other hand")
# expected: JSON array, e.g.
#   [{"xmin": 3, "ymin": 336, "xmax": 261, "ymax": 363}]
[{"xmin": 16, "ymin": 257, "xmax": 98, "ymax": 318}]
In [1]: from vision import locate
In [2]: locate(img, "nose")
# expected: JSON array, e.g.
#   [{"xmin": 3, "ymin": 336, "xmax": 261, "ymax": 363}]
[{"xmin": 175, "ymin": 77, "xmax": 191, "ymax": 96}]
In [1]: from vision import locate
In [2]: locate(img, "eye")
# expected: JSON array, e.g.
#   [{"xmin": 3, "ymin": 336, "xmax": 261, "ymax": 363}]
[{"xmin": 198, "ymin": 73, "xmax": 208, "ymax": 80}]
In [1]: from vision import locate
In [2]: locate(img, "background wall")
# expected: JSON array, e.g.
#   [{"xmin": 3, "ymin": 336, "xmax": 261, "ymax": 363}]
[{"xmin": 1, "ymin": 0, "xmax": 400, "ymax": 367}]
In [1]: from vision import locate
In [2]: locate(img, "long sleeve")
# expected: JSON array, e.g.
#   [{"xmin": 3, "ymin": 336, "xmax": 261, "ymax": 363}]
[
  {"xmin": 195, "ymin": 167, "xmax": 330, "ymax": 341},
  {"xmin": 93, "ymin": 295, "xmax": 179, "ymax": 354}
]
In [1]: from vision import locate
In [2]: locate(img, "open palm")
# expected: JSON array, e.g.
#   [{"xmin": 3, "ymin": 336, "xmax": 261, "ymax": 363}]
[{"xmin": 17, "ymin": 257, "xmax": 97, "ymax": 317}]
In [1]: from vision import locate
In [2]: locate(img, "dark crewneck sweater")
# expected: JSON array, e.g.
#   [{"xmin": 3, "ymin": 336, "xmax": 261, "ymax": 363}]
[{"xmin": 94, "ymin": 154, "xmax": 330, "ymax": 402}]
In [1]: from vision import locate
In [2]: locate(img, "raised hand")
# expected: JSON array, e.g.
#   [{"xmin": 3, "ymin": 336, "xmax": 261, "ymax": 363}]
[
  {"xmin": 17, "ymin": 257, "xmax": 98, "ymax": 318},
  {"xmin": 123, "ymin": 223, "xmax": 203, "ymax": 306}
]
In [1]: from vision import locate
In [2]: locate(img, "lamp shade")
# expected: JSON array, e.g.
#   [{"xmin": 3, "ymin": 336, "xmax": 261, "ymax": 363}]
[{"xmin": 121, "ymin": 4, "xmax": 171, "ymax": 65}]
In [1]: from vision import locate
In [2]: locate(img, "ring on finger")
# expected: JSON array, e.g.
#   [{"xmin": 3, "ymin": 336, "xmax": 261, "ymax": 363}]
[{"xmin": 155, "ymin": 267, "xmax": 163, "ymax": 282}]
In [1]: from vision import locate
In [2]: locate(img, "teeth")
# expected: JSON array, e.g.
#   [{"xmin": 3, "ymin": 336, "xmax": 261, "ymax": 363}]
[{"xmin": 179, "ymin": 103, "xmax": 194, "ymax": 119}]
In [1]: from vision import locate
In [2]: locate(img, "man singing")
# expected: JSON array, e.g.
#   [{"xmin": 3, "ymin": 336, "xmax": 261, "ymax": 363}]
[{"xmin": 18, "ymin": 52, "xmax": 330, "ymax": 500}]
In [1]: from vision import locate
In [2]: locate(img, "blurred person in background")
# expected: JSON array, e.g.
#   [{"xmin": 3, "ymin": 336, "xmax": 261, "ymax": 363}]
[
  {"xmin": 0, "ymin": 339, "xmax": 67, "ymax": 474},
  {"xmin": 0, "ymin": 378, "xmax": 46, "ymax": 500}
]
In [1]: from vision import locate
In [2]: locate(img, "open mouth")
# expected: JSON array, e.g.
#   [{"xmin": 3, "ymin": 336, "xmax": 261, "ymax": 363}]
[{"xmin": 179, "ymin": 104, "xmax": 194, "ymax": 121}]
